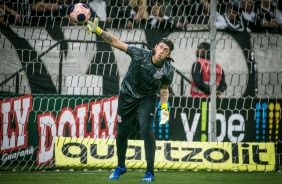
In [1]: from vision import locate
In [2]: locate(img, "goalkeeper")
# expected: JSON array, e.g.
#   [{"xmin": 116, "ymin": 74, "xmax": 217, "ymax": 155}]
[{"xmin": 87, "ymin": 18, "xmax": 174, "ymax": 182}]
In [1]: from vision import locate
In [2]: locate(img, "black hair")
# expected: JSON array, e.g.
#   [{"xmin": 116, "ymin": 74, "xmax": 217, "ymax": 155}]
[
  {"xmin": 198, "ymin": 42, "xmax": 210, "ymax": 60},
  {"xmin": 228, "ymin": 2, "xmax": 240, "ymax": 12},
  {"xmin": 158, "ymin": 37, "xmax": 174, "ymax": 52},
  {"xmin": 152, "ymin": 37, "xmax": 175, "ymax": 63}
]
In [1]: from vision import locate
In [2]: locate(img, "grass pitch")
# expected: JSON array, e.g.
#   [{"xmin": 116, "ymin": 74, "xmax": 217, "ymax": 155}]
[{"xmin": 1, "ymin": 170, "xmax": 282, "ymax": 184}]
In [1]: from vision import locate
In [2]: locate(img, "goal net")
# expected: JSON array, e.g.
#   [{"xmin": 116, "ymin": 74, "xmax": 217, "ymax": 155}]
[{"xmin": 0, "ymin": 0, "xmax": 281, "ymax": 171}]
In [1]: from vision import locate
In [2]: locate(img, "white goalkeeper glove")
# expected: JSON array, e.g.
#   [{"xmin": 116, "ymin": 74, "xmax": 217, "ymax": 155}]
[
  {"xmin": 86, "ymin": 18, "xmax": 103, "ymax": 35},
  {"xmin": 160, "ymin": 103, "xmax": 169, "ymax": 125}
]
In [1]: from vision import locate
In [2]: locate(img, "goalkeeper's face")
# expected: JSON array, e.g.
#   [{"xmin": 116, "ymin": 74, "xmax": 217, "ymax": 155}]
[{"xmin": 154, "ymin": 43, "xmax": 171, "ymax": 62}]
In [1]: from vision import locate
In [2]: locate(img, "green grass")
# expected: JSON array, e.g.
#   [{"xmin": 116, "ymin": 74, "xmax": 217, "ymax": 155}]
[{"xmin": 1, "ymin": 170, "xmax": 282, "ymax": 184}]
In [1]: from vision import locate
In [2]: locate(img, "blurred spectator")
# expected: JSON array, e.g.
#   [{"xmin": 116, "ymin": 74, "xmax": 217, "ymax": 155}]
[
  {"xmin": 212, "ymin": 11, "xmax": 227, "ymax": 30},
  {"xmin": 272, "ymin": 0, "xmax": 282, "ymax": 30},
  {"xmin": 214, "ymin": 2, "xmax": 245, "ymax": 32},
  {"xmin": 240, "ymin": 0, "xmax": 257, "ymax": 33},
  {"xmin": 255, "ymin": 0, "xmax": 277, "ymax": 30},
  {"xmin": 190, "ymin": 42, "xmax": 227, "ymax": 97},
  {"xmin": 147, "ymin": 2, "xmax": 172, "ymax": 29},
  {"xmin": 57, "ymin": 0, "xmax": 74, "ymax": 24},
  {"xmin": 0, "ymin": 1, "xmax": 22, "ymax": 24},
  {"xmin": 217, "ymin": 0, "xmax": 229, "ymax": 15},
  {"xmin": 29, "ymin": 0, "xmax": 60, "ymax": 24},
  {"xmin": 128, "ymin": 0, "xmax": 149, "ymax": 28},
  {"xmin": 146, "ymin": 0, "xmax": 164, "ymax": 13},
  {"xmin": 196, "ymin": 0, "xmax": 210, "ymax": 15},
  {"xmin": 184, "ymin": 0, "xmax": 197, "ymax": 19},
  {"xmin": 190, "ymin": 0, "xmax": 210, "ymax": 24},
  {"xmin": 165, "ymin": 0, "xmax": 190, "ymax": 29},
  {"xmin": 57, "ymin": 1, "xmax": 70, "ymax": 16},
  {"xmin": 106, "ymin": 0, "xmax": 132, "ymax": 27},
  {"xmin": 89, "ymin": 0, "xmax": 106, "ymax": 21},
  {"xmin": 30, "ymin": 0, "xmax": 60, "ymax": 15}
]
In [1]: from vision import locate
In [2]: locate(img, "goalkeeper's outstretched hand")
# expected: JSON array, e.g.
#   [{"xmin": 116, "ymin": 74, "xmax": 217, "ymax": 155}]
[
  {"xmin": 160, "ymin": 103, "xmax": 169, "ymax": 125},
  {"xmin": 86, "ymin": 18, "xmax": 102, "ymax": 35}
]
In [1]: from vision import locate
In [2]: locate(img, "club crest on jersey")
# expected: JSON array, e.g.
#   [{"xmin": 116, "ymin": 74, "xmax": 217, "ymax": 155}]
[
  {"xmin": 153, "ymin": 70, "xmax": 163, "ymax": 79},
  {"xmin": 117, "ymin": 115, "xmax": 122, "ymax": 123}
]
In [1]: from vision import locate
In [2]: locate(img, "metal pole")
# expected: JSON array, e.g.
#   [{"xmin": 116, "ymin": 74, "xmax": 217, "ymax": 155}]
[
  {"xmin": 15, "ymin": 72, "xmax": 19, "ymax": 94},
  {"xmin": 209, "ymin": 0, "xmax": 217, "ymax": 142},
  {"xmin": 59, "ymin": 41, "xmax": 63, "ymax": 94}
]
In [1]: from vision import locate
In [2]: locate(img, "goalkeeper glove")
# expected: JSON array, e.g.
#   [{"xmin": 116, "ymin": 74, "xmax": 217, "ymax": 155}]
[
  {"xmin": 160, "ymin": 103, "xmax": 169, "ymax": 125},
  {"xmin": 86, "ymin": 18, "xmax": 102, "ymax": 35}
]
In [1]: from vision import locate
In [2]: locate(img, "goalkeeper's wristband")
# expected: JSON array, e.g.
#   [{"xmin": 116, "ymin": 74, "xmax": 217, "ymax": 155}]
[
  {"xmin": 94, "ymin": 27, "xmax": 103, "ymax": 35},
  {"xmin": 161, "ymin": 103, "xmax": 168, "ymax": 110}
]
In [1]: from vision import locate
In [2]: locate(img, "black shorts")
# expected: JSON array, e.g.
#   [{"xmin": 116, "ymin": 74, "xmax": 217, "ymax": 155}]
[{"xmin": 117, "ymin": 91, "xmax": 157, "ymax": 128}]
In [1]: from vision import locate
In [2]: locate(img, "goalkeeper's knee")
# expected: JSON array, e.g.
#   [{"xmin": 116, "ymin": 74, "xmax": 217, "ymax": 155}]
[{"xmin": 117, "ymin": 125, "xmax": 131, "ymax": 138}]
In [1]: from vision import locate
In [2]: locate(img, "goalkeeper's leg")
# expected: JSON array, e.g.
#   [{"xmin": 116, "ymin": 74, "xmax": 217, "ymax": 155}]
[
  {"xmin": 109, "ymin": 124, "xmax": 132, "ymax": 180},
  {"xmin": 139, "ymin": 115, "xmax": 156, "ymax": 175},
  {"xmin": 137, "ymin": 94, "xmax": 157, "ymax": 181},
  {"xmin": 109, "ymin": 93, "xmax": 137, "ymax": 180},
  {"xmin": 116, "ymin": 124, "xmax": 132, "ymax": 168}
]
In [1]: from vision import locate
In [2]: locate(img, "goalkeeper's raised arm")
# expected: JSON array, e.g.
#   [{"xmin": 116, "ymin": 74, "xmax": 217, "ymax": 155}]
[
  {"xmin": 86, "ymin": 18, "xmax": 128, "ymax": 52},
  {"xmin": 86, "ymin": 18, "xmax": 175, "ymax": 183}
]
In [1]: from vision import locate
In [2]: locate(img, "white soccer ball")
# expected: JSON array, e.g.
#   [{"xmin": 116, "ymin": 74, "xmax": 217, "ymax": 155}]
[{"xmin": 70, "ymin": 3, "xmax": 91, "ymax": 24}]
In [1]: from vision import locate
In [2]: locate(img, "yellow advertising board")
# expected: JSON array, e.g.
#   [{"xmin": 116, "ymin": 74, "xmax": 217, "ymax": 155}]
[{"xmin": 55, "ymin": 137, "xmax": 276, "ymax": 171}]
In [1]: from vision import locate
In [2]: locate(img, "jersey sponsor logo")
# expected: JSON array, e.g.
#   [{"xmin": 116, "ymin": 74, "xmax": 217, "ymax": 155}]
[{"xmin": 117, "ymin": 115, "xmax": 122, "ymax": 123}]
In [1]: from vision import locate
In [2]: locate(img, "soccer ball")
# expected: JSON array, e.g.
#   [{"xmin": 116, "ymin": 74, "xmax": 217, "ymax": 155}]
[{"xmin": 70, "ymin": 3, "xmax": 90, "ymax": 24}]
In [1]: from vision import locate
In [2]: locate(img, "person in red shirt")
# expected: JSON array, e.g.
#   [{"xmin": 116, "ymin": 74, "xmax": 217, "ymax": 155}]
[{"xmin": 190, "ymin": 42, "xmax": 227, "ymax": 97}]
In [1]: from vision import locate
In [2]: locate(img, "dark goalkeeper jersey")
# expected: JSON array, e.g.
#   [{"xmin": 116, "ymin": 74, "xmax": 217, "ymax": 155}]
[{"xmin": 121, "ymin": 46, "xmax": 174, "ymax": 99}]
